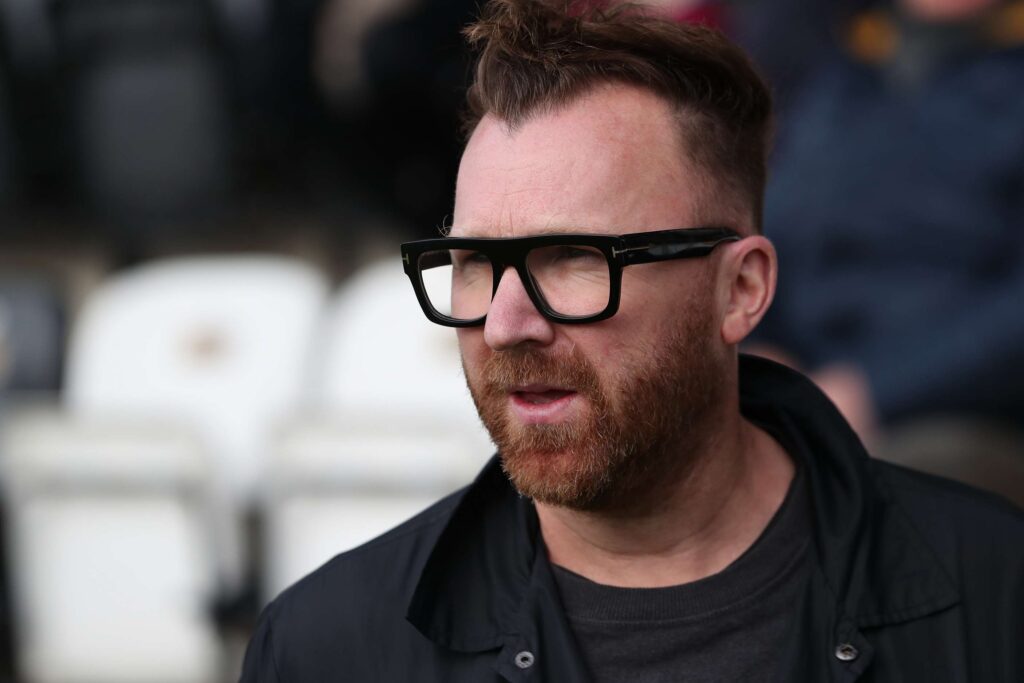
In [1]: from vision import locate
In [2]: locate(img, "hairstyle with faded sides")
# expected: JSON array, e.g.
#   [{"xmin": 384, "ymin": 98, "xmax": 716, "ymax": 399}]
[{"xmin": 461, "ymin": 0, "xmax": 774, "ymax": 231}]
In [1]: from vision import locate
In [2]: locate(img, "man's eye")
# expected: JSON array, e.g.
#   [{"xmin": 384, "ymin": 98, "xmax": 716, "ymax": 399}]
[
  {"xmin": 453, "ymin": 251, "xmax": 490, "ymax": 268},
  {"xmin": 556, "ymin": 246, "xmax": 602, "ymax": 262}
]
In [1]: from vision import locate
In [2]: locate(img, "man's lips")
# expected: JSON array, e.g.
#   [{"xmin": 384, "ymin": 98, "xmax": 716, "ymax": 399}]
[{"xmin": 505, "ymin": 385, "xmax": 581, "ymax": 424}]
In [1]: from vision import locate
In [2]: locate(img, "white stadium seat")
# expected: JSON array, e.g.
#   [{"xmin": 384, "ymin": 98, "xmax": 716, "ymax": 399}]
[
  {"xmin": 264, "ymin": 259, "xmax": 493, "ymax": 600},
  {"xmin": 0, "ymin": 406, "xmax": 220, "ymax": 683},
  {"xmin": 65, "ymin": 255, "xmax": 329, "ymax": 503},
  {"xmin": 264, "ymin": 418, "xmax": 484, "ymax": 597},
  {"xmin": 63, "ymin": 255, "xmax": 328, "ymax": 594}
]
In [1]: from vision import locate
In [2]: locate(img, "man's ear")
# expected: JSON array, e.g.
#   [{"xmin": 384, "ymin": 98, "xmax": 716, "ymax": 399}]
[{"xmin": 717, "ymin": 236, "xmax": 777, "ymax": 346}]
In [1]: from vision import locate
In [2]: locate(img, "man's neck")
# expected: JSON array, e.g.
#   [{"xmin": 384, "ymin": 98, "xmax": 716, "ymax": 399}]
[{"xmin": 536, "ymin": 415, "xmax": 795, "ymax": 588}]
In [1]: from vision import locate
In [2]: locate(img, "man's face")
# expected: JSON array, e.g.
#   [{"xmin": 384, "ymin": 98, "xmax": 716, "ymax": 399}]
[{"xmin": 452, "ymin": 84, "xmax": 733, "ymax": 512}]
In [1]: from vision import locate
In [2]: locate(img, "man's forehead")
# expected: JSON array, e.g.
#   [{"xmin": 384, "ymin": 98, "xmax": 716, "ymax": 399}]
[{"xmin": 451, "ymin": 85, "xmax": 709, "ymax": 239}]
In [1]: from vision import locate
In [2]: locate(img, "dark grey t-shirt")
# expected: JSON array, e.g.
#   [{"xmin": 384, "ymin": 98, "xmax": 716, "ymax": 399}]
[{"xmin": 551, "ymin": 466, "xmax": 812, "ymax": 683}]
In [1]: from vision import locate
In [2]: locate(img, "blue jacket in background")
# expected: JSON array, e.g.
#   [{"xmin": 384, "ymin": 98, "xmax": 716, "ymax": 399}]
[{"xmin": 758, "ymin": 39, "xmax": 1024, "ymax": 425}]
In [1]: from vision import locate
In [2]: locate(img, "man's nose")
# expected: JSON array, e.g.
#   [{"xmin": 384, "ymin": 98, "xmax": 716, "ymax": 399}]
[{"xmin": 483, "ymin": 266, "xmax": 556, "ymax": 350}]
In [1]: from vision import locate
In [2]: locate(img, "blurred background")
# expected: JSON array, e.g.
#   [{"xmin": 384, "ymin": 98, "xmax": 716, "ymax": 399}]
[{"xmin": 0, "ymin": 0, "xmax": 1021, "ymax": 680}]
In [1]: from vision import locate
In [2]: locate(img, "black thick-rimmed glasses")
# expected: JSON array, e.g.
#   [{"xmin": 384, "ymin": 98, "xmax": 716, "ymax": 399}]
[{"xmin": 401, "ymin": 226, "xmax": 741, "ymax": 327}]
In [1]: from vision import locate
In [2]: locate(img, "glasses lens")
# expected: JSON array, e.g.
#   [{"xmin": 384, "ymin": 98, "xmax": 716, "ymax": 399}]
[
  {"xmin": 418, "ymin": 249, "xmax": 493, "ymax": 321},
  {"xmin": 526, "ymin": 244, "xmax": 610, "ymax": 317}
]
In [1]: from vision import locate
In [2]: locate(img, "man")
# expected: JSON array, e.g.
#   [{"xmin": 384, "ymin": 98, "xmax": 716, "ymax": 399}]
[{"xmin": 241, "ymin": 1, "xmax": 1024, "ymax": 680}]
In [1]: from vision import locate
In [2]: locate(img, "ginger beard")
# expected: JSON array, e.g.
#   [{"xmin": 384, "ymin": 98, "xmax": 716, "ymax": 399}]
[{"xmin": 464, "ymin": 301, "xmax": 723, "ymax": 513}]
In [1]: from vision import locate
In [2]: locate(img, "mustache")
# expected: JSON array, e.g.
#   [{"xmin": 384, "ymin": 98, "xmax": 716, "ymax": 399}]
[{"xmin": 478, "ymin": 347, "xmax": 603, "ymax": 396}]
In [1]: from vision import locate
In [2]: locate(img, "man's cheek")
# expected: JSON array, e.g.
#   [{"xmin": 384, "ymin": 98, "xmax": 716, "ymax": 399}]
[
  {"xmin": 456, "ymin": 328, "xmax": 483, "ymax": 359},
  {"xmin": 457, "ymin": 336, "xmax": 489, "ymax": 378}
]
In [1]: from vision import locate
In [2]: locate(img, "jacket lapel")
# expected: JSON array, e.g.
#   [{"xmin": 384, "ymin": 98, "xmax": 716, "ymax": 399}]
[
  {"xmin": 407, "ymin": 459, "xmax": 591, "ymax": 681},
  {"xmin": 495, "ymin": 545, "xmax": 592, "ymax": 683}
]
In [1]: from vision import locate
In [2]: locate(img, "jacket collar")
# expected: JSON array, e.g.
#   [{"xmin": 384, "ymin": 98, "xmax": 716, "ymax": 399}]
[
  {"xmin": 739, "ymin": 356, "xmax": 959, "ymax": 629},
  {"xmin": 406, "ymin": 459, "xmax": 538, "ymax": 652},
  {"xmin": 407, "ymin": 355, "xmax": 960, "ymax": 655}
]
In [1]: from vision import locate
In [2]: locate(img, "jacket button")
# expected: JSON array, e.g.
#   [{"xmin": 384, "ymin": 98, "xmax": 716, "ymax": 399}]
[
  {"xmin": 514, "ymin": 650, "xmax": 535, "ymax": 669},
  {"xmin": 834, "ymin": 643, "xmax": 859, "ymax": 662}
]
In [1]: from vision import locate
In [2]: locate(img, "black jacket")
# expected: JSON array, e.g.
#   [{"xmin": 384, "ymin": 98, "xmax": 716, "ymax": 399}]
[{"xmin": 241, "ymin": 356, "xmax": 1024, "ymax": 682}]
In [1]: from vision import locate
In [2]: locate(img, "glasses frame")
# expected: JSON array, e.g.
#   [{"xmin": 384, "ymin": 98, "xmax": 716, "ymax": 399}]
[{"xmin": 401, "ymin": 226, "xmax": 741, "ymax": 327}]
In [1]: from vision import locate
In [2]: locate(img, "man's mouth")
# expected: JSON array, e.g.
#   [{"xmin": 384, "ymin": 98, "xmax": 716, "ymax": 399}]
[
  {"xmin": 512, "ymin": 387, "xmax": 576, "ymax": 405},
  {"xmin": 506, "ymin": 385, "xmax": 581, "ymax": 423}
]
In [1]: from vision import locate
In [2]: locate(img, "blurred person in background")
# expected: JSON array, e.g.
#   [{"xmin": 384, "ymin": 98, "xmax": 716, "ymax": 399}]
[
  {"xmin": 751, "ymin": 0, "xmax": 1024, "ymax": 503},
  {"xmin": 317, "ymin": 0, "xmax": 828, "ymax": 240},
  {"xmin": 241, "ymin": 1, "xmax": 1024, "ymax": 681},
  {"xmin": 337, "ymin": 0, "xmax": 731, "ymax": 237}
]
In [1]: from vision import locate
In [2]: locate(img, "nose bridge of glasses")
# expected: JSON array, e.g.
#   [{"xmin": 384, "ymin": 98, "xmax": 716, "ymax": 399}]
[
  {"xmin": 491, "ymin": 258, "xmax": 531, "ymax": 298},
  {"xmin": 488, "ymin": 255, "xmax": 555, "ymax": 319}
]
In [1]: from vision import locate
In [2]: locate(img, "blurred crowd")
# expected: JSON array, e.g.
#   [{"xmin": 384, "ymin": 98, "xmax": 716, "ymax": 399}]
[{"xmin": 0, "ymin": 0, "xmax": 1022, "ymax": 681}]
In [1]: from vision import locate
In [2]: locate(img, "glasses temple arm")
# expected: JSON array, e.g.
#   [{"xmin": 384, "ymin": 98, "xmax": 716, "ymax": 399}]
[{"xmin": 620, "ymin": 235, "xmax": 740, "ymax": 265}]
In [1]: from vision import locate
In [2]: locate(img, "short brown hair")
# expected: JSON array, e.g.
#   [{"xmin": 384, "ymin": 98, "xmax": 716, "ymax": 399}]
[{"xmin": 462, "ymin": 0, "xmax": 773, "ymax": 229}]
